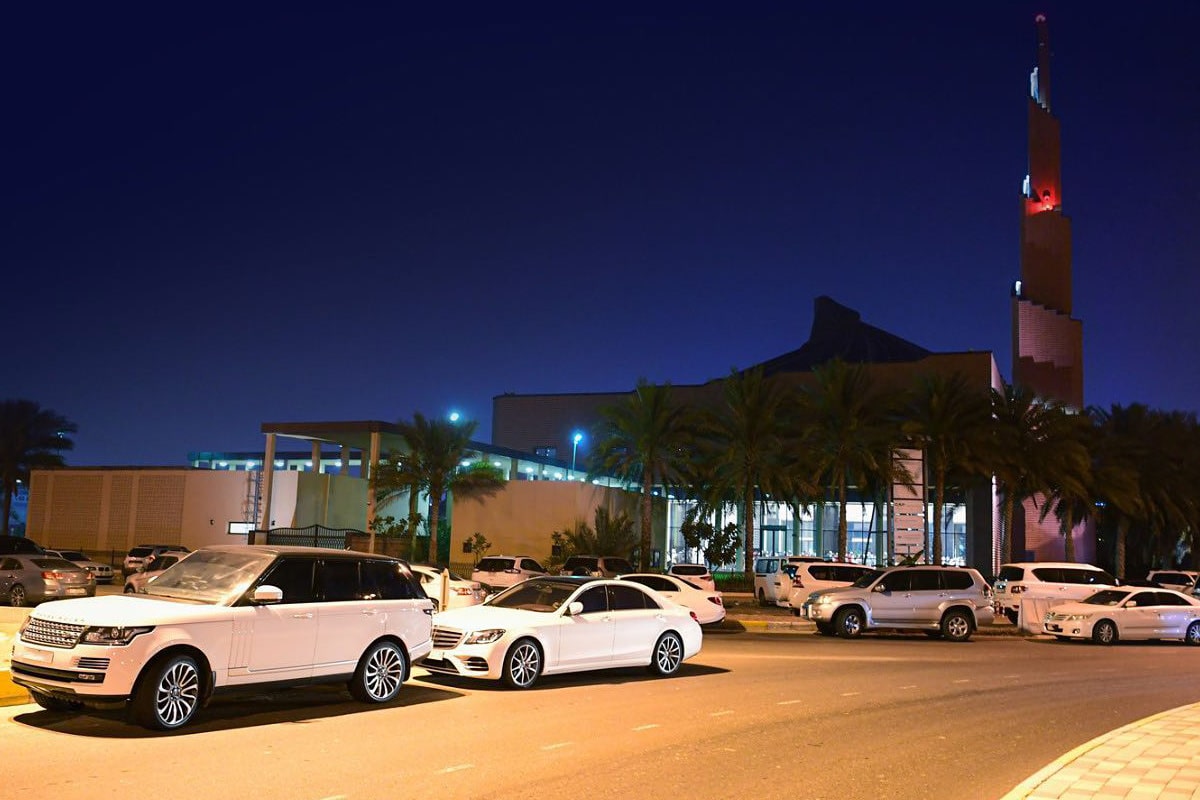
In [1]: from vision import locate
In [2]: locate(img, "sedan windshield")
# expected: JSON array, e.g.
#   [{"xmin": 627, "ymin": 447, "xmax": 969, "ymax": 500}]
[
  {"xmin": 143, "ymin": 550, "xmax": 275, "ymax": 604},
  {"xmin": 1082, "ymin": 590, "xmax": 1133, "ymax": 606},
  {"xmin": 487, "ymin": 579, "xmax": 583, "ymax": 612}
]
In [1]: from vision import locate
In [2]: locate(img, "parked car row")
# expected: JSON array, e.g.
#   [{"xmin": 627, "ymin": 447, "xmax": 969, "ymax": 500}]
[{"xmin": 10, "ymin": 545, "xmax": 704, "ymax": 732}]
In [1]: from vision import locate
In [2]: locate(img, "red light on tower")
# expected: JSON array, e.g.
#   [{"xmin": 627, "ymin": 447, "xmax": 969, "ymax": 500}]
[{"xmin": 1042, "ymin": 189, "xmax": 1053, "ymax": 210}]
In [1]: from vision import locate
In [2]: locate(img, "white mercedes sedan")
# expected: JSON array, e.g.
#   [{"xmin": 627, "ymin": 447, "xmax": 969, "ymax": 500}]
[
  {"xmin": 419, "ymin": 576, "xmax": 703, "ymax": 688},
  {"xmin": 1043, "ymin": 587, "xmax": 1200, "ymax": 645}
]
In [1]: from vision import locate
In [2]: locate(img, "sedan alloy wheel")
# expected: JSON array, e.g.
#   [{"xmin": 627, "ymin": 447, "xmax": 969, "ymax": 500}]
[{"xmin": 502, "ymin": 638, "xmax": 542, "ymax": 689}]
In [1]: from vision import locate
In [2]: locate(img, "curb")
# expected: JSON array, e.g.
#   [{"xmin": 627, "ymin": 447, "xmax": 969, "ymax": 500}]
[{"xmin": 0, "ymin": 671, "xmax": 29, "ymax": 708}]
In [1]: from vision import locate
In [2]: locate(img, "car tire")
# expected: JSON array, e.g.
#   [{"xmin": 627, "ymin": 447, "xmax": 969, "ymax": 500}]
[
  {"xmin": 30, "ymin": 690, "xmax": 83, "ymax": 712},
  {"xmin": 1187, "ymin": 622, "xmax": 1200, "ymax": 646},
  {"xmin": 756, "ymin": 589, "xmax": 768, "ymax": 607},
  {"xmin": 9, "ymin": 584, "xmax": 26, "ymax": 607},
  {"xmin": 131, "ymin": 652, "xmax": 203, "ymax": 730},
  {"xmin": 815, "ymin": 622, "xmax": 836, "ymax": 636},
  {"xmin": 835, "ymin": 606, "xmax": 864, "ymax": 639},
  {"xmin": 124, "ymin": 584, "xmax": 136, "ymax": 594},
  {"xmin": 648, "ymin": 632, "xmax": 684, "ymax": 677},
  {"xmin": 941, "ymin": 610, "xmax": 973, "ymax": 642},
  {"xmin": 1004, "ymin": 609, "xmax": 1018, "ymax": 625},
  {"xmin": 502, "ymin": 637, "xmax": 542, "ymax": 689},
  {"xmin": 1092, "ymin": 619, "xmax": 1118, "ymax": 645},
  {"xmin": 349, "ymin": 640, "xmax": 407, "ymax": 703}
]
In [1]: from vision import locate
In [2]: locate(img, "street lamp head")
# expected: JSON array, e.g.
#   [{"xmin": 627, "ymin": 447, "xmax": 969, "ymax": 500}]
[
  {"xmin": 573, "ymin": 432, "xmax": 583, "ymax": 444},
  {"xmin": 448, "ymin": 411, "xmax": 461, "ymax": 423}
]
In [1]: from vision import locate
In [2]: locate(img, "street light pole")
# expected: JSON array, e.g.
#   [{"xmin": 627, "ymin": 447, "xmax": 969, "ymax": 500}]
[{"xmin": 571, "ymin": 432, "xmax": 583, "ymax": 476}]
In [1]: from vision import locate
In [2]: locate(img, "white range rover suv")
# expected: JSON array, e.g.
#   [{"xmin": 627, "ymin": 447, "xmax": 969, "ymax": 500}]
[{"xmin": 11, "ymin": 545, "xmax": 434, "ymax": 730}]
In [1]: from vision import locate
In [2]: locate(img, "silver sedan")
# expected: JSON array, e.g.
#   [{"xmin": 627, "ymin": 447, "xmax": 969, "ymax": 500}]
[{"xmin": 0, "ymin": 554, "xmax": 96, "ymax": 606}]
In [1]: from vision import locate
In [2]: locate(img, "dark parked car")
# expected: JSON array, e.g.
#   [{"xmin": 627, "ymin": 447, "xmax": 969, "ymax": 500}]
[
  {"xmin": 0, "ymin": 554, "xmax": 96, "ymax": 606},
  {"xmin": 0, "ymin": 536, "xmax": 44, "ymax": 555}
]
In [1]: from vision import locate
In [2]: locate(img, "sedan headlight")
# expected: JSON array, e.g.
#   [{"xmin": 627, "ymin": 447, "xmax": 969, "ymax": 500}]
[
  {"xmin": 1059, "ymin": 613, "xmax": 1093, "ymax": 622},
  {"xmin": 80, "ymin": 626, "xmax": 154, "ymax": 645},
  {"xmin": 463, "ymin": 629, "xmax": 506, "ymax": 645}
]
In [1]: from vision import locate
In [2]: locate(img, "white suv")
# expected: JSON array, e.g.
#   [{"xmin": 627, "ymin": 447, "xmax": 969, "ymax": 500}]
[
  {"xmin": 470, "ymin": 555, "xmax": 547, "ymax": 590},
  {"xmin": 785, "ymin": 562, "xmax": 875, "ymax": 615},
  {"xmin": 992, "ymin": 562, "xmax": 1117, "ymax": 623},
  {"xmin": 11, "ymin": 545, "xmax": 434, "ymax": 730},
  {"xmin": 801, "ymin": 565, "xmax": 994, "ymax": 641}
]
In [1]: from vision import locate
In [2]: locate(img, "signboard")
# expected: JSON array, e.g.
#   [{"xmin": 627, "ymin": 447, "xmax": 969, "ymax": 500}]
[{"xmin": 891, "ymin": 448, "xmax": 926, "ymax": 563}]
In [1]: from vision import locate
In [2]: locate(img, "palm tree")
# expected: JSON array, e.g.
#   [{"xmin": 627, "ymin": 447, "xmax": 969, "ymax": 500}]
[
  {"xmin": 1038, "ymin": 412, "xmax": 1094, "ymax": 562},
  {"xmin": 798, "ymin": 360, "xmax": 892, "ymax": 562},
  {"xmin": 0, "ymin": 399, "xmax": 78, "ymax": 536},
  {"xmin": 898, "ymin": 373, "xmax": 992, "ymax": 564},
  {"xmin": 696, "ymin": 367, "xmax": 796, "ymax": 582},
  {"xmin": 988, "ymin": 383, "xmax": 1061, "ymax": 564},
  {"xmin": 592, "ymin": 380, "xmax": 694, "ymax": 571},
  {"xmin": 1089, "ymin": 404, "xmax": 1149, "ymax": 580},
  {"xmin": 383, "ymin": 413, "xmax": 505, "ymax": 564}
]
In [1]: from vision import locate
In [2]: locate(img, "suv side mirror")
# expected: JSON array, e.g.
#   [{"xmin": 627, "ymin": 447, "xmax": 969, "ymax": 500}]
[
  {"xmin": 253, "ymin": 585, "xmax": 283, "ymax": 604},
  {"xmin": 873, "ymin": 584, "xmax": 886, "ymax": 593},
  {"xmin": 564, "ymin": 601, "xmax": 584, "ymax": 616}
]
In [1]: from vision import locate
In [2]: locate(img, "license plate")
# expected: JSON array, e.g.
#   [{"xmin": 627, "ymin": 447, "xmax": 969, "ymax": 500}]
[
  {"xmin": 65, "ymin": 587, "xmax": 87, "ymax": 595},
  {"xmin": 19, "ymin": 646, "xmax": 53, "ymax": 665}
]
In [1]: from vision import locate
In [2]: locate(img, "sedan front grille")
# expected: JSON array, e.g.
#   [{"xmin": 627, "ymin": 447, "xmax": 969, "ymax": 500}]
[
  {"xmin": 431, "ymin": 627, "xmax": 464, "ymax": 649},
  {"xmin": 22, "ymin": 619, "xmax": 85, "ymax": 649}
]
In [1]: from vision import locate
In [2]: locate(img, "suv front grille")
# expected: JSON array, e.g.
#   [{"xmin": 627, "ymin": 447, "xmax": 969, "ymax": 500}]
[
  {"xmin": 432, "ymin": 627, "xmax": 464, "ymax": 649},
  {"xmin": 22, "ymin": 619, "xmax": 86, "ymax": 648}
]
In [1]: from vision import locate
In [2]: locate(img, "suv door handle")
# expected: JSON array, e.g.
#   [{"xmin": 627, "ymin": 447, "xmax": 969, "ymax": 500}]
[
  {"xmin": 292, "ymin": 612, "xmax": 314, "ymax": 619},
  {"xmin": 361, "ymin": 609, "xmax": 379, "ymax": 616}
]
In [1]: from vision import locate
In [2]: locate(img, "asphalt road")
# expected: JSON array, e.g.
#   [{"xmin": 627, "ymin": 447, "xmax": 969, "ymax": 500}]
[{"xmin": 3, "ymin": 632, "xmax": 1198, "ymax": 800}]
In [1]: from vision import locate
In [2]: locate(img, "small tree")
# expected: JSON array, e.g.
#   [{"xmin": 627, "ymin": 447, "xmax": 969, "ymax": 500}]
[{"xmin": 465, "ymin": 532, "xmax": 492, "ymax": 565}]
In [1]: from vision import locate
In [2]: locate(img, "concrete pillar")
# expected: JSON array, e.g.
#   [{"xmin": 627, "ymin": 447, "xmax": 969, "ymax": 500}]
[
  {"xmin": 366, "ymin": 430, "xmax": 381, "ymax": 554},
  {"xmin": 259, "ymin": 434, "xmax": 277, "ymax": 545}
]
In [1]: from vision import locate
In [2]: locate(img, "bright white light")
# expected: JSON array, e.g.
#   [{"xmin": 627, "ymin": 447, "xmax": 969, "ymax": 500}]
[
  {"xmin": 449, "ymin": 411, "xmax": 461, "ymax": 422},
  {"xmin": 554, "ymin": 472, "xmax": 562, "ymax": 479},
  {"xmin": 305, "ymin": 461, "xmax": 313, "ymax": 467},
  {"xmin": 573, "ymin": 432, "xmax": 583, "ymax": 444},
  {"xmin": 461, "ymin": 460, "xmax": 471, "ymax": 467},
  {"xmin": 524, "ymin": 466, "xmax": 534, "ymax": 473},
  {"xmin": 274, "ymin": 461, "xmax": 284, "ymax": 468},
  {"xmin": 218, "ymin": 461, "xmax": 228, "ymax": 467},
  {"xmin": 493, "ymin": 461, "xmax": 502, "ymax": 467}
]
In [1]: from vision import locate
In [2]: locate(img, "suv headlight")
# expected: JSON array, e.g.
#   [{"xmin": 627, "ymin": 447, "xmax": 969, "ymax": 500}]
[
  {"xmin": 463, "ymin": 629, "xmax": 505, "ymax": 645},
  {"xmin": 815, "ymin": 595, "xmax": 834, "ymax": 605},
  {"xmin": 80, "ymin": 626, "xmax": 154, "ymax": 645}
]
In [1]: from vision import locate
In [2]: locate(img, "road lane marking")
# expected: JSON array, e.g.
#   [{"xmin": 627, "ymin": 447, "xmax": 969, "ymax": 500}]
[
  {"xmin": 777, "ymin": 699, "xmax": 803, "ymax": 705},
  {"xmin": 953, "ymin": 679, "xmax": 971, "ymax": 684},
  {"xmin": 899, "ymin": 684, "xmax": 917, "ymax": 689},
  {"xmin": 541, "ymin": 742, "xmax": 573, "ymax": 751},
  {"xmin": 632, "ymin": 724, "xmax": 660, "ymax": 731},
  {"xmin": 437, "ymin": 764, "xmax": 475, "ymax": 774},
  {"xmin": 840, "ymin": 691, "xmax": 861, "ymax": 697},
  {"xmin": 710, "ymin": 710, "xmax": 734, "ymax": 717}
]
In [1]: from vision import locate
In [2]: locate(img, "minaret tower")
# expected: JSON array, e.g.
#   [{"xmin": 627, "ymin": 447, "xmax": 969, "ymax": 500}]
[{"xmin": 1012, "ymin": 14, "xmax": 1083, "ymax": 409}]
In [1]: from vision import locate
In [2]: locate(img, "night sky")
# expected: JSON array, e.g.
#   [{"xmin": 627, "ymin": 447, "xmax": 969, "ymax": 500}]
[{"xmin": 5, "ymin": 2, "xmax": 1197, "ymax": 466}]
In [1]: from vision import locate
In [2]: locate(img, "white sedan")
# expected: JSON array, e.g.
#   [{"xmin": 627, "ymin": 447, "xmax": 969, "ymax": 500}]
[
  {"xmin": 411, "ymin": 565, "xmax": 487, "ymax": 611},
  {"xmin": 1043, "ymin": 587, "xmax": 1200, "ymax": 645},
  {"xmin": 419, "ymin": 576, "xmax": 703, "ymax": 688},
  {"xmin": 618, "ymin": 573, "xmax": 725, "ymax": 625}
]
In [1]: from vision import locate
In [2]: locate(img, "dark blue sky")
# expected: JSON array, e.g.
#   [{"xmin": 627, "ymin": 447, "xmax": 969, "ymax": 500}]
[{"xmin": 5, "ymin": 2, "xmax": 1197, "ymax": 466}]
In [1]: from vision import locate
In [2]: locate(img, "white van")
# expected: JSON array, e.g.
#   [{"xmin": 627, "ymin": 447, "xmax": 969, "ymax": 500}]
[{"xmin": 992, "ymin": 561, "xmax": 1117, "ymax": 623}]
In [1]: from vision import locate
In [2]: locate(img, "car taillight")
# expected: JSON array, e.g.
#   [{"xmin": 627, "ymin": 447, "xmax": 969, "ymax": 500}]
[
  {"xmin": 689, "ymin": 611, "xmax": 699, "ymax": 622},
  {"xmin": 708, "ymin": 596, "xmax": 723, "ymax": 606},
  {"xmin": 1011, "ymin": 585, "xmax": 1025, "ymax": 594},
  {"xmin": 452, "ymin": 586, "xmax": 473, "ymax": 595},
  {"xmin": 42, "ymin": 571, "xmax": 68, "ymax": 581}
]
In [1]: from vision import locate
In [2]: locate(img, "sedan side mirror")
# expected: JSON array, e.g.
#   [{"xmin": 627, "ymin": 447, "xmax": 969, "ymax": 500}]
[{"xmin": 564, "ymin": 601, "xmax": 584, "ymax": 616}]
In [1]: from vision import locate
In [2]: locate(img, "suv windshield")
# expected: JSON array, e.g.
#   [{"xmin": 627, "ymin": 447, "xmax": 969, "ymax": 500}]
[
  {"xmin": 852, "ymin": 569, "xmax": 884, "ymax": 588},
  {"xmin": 144, "ymin": 550, "xmax": 276, "ymax": 604}
]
